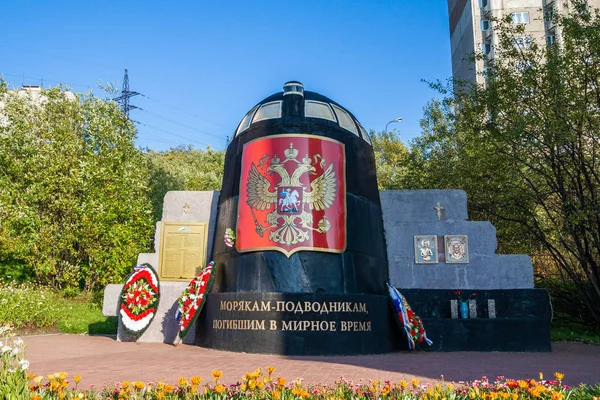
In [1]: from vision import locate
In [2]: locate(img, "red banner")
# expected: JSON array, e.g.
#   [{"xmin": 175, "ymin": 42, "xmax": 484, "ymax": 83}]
[{"xmin": 237, "ymin": 134, "xmax": 346, "ymax": 257}]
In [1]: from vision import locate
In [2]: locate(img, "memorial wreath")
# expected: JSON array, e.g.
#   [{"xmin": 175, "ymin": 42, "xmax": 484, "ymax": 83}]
[
  {"xmin": 386, "ymin": 282, "xmax": 432, "ymax": 350},
  {"xmin": 176, "ymin": 261, "xmax": 217, "ymax": 341},
  {"xmin": 118, "ymin": 263, "xmax": 161, "ymax": 339}
]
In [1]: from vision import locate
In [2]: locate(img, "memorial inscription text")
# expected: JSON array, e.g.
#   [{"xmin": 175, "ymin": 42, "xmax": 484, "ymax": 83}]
[{"xmin": 212, "ymin": 300, "xmax": 372, "ymax": 332}]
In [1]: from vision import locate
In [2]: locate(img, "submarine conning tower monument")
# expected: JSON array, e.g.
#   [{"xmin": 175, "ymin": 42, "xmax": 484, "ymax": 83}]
[{"xmin": 197, "ymin": 81, "xmax": 401, "ymax": 354}]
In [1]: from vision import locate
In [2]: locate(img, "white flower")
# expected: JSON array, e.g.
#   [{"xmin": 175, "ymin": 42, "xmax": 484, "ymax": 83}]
[
  {"xmin": 0, "ymin": 114, "xmax": 9, "ymax": 128},
  {"xmin": 19, "ymin": 359, "xmax": 29, "ymax": 371},
  {"xmin": 1, "ymin": 345, "xmax": 11, "ymax": 354},
  {"xmin": 14, "ymin": 337, "xmax": 23, "ymax": 346},
  {"xmin": 11, "ymin": 347, "xmax": 20, "ymax": 356}
]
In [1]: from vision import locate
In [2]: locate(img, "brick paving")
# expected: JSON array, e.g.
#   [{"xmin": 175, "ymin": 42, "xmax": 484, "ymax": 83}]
[{"xmin": 22, "ymin": 334, "xmax": 600, "ymax": 391}]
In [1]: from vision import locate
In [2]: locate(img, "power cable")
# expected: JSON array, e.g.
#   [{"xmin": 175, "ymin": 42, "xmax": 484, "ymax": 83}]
[
  {"xmin": 140, "ymin": 94, "xmax": 231, "ymax": 130},
  {"xmin": 134, "ymin": 120, "xmax": 220, "ymax": 149},
  {"xmin": 137, "ymin": 107, "xmax": 225, "ymax": 140}
]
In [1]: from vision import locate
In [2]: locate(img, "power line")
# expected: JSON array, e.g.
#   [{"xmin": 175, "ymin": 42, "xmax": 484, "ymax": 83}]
[
  {"xmin": 140, "ymin": 93, "xmax": 231, "ymax": 130},
  {"xmin": 138, "ymin": 107, "xmax": 225, "ymax": 140},
  {"xmin": 134, "ymin": 120, "xmax": 219, "ymax": 149}
]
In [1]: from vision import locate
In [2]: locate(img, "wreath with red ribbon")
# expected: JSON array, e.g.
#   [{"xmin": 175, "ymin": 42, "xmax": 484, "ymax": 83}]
[
  {"xmin": 176, "ymin": 261, "xmax": 216, "ymax": 340},
  {"xmin": 118, "ymin": 263, "xmax": 160, "ymax": 339},
  {"xmin": 386, "ymin": 282, "xmax": 432, "ymax": 350}
]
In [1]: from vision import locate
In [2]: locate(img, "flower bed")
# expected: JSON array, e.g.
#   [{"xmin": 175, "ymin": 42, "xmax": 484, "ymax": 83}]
[{"xmin": 22, "ymin": 368, "xmax": 600, "ymax": 400}]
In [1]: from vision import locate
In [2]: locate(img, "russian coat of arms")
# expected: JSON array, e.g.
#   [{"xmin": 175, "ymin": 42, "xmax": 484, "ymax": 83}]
[{"xmin": 237, "ymin": 134, "xmax": 346, "ymax": 257}]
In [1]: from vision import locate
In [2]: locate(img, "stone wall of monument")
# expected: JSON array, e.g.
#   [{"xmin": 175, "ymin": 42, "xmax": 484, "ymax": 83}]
[{"xmin": 380, "ymin": 190, "xmax": 534, "ymax": 290}]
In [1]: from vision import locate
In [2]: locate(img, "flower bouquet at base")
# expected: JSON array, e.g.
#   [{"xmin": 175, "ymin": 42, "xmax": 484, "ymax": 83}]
[
  {"xmin": 118, "ymin": 263, "xmax": 161, "ymax": 340},
  {"xmin": 174, "ymin": 261, "xmax": 217, "ymax": 345},
  {"xmin": 385, "ymin": 281, "xmax": 432, "ymax": 350}
]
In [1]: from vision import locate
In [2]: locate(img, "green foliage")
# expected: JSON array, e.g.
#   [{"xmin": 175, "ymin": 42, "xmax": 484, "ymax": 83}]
[
  {"xmin": 370, "ymin": 130, "xmax": 410, "ymax": 190},
  {"xmin": 406, "ymin": 1, "xmax": 600, "ymax": 330},
  {"xmin": 0, "ymin": 86, "xmax": 154, "ymax": 290},
  {"xmin": 147, "ymin": 145, "xmax": 225, "ymax": 221}
]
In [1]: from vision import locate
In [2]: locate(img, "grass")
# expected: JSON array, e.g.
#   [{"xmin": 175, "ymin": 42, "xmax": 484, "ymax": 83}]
[
  {"xmin": 54, "ymin": 294, "xmax": 118, "ymax": 335},
  {"xmin": 0, "ymin": 282, "xmax": 117, "ymax": 335},
  {"xmin": 551, "ymin": 319, "xmax": 600, "ymax": 345}
]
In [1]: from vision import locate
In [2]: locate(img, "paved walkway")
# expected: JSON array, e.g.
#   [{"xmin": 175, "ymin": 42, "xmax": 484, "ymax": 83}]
[{"xmin": 22, "ymin": 335, "xmax": 600, "ymax": 390}]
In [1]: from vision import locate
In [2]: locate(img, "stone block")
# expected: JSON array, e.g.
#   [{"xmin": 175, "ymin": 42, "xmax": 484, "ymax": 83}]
[
  {"xmin": 161, "ymin": 191, "xmax": 219, "ymax": 260},
  {"xmin": 137, "ymin": 253, "xmax": 158, "ymax": 267},
  {"xmin": 102, "ymin": 284, "xmax": 121, "ymax": 317},
  {"xmin": 380, "ymin": 190, "xmax": 468, "ymax": 222}
]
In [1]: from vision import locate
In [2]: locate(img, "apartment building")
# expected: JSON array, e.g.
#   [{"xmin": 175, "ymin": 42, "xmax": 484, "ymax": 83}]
[{"xmin": 447, "ymin": 0, "xmax": 599, "ymax": 85}]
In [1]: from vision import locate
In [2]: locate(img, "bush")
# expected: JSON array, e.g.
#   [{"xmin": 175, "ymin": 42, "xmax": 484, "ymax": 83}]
[{"xmin": 0, "ymin": 83, "xmax": 154, "ymax": 291}]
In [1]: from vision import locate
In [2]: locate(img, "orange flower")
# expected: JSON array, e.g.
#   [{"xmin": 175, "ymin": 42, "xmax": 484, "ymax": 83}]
[
  {"xmin": 554, "ymin": 372, "xmax": 564, "ymax": 382},
  {"xmin": 215, "ymin": 383, "xmax": 226, "ymax": 394},
  {"xmin": 178, "ymin": 377, "xmax": 187, "ymax": 386},
  {"xmin": 74, "ymin": 375, "xmax": 81, "ymax": 385},
  {"xmin": 122, "ymin": 381, "xmax": 130, "ymax": 389},
  {"xmin": 191, "ymin": 376, "xmax": 202, "ymax": 385},
  {"xmin": 517, "ymin": 380, "xmax": 528, "ymax": 389},
  {"xmin": 212, "ymin": 370, "xmax": 223, "ymax": 381},
  {"xmin": 551, "ymin": 392, "xmax": 564, "ymax": 400},
  {"xmin": 267, "ymin": 366, "xmax": 275, "ymax": 375},
  {"xmin": 277, "ymin": 377, "xmax": 286, "ymax": 388},
  {"xmin": 134, "ymin": 381, "xmax": 144, "ymax": 390}
]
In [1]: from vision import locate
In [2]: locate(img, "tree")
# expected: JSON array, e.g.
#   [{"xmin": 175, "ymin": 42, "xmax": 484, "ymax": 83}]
[
  {"xmin": 146, "ymin": 146, "xmax": 225, "ymax": 221},
  {"xmin": 0, "ymin": 83, "xmax": 153, "ymax": 291},
  {"xmin": 407, "ymin": 1, "xmax": 600, "ymax": 329},
  {"xmin": 370, "ymin": 130, "xmax": 410, "ymax": 190}
]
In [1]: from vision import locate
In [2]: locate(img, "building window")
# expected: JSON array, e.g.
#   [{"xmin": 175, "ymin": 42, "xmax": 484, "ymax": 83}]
[
  {"xmin": 546, "ymin": 35, "xmax": 556, "ymax": 45},
  {"xmin": 481, "ymin": 43, "xmax": 492, "ymax": 55},
  {"xmin": 252, "ymin": 101, "xmax": 282, "ymax": 122},
  {"xmin": 512, "ymin": 12, "xmax": 530, "ymax": 24},
  {"xmin": 515, "ymin": 61, "xmax": 533, "ymax": 72},
  {"xmin": 478, "ymin": 0, "xmax": 488, "ymax": 8},
  {"xmin": 480, "ymin": 19, "xmax": 491, "ymax": 31},
  {"xmin": 305, "ymin": 101, "xmax": 336, "ymax": 122},
  {"xmin": 331, "ymin": 104, "xmax": 359, "ymax": 136},
  {"xmin": 514, "ymin": 36, "xmax": 532, "ymax": 48}
]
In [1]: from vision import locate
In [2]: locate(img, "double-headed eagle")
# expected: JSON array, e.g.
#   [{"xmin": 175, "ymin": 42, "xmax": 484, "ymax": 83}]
[{"xmin": 246, "ymin": 142, "xmax": 337, "ymax": 246}]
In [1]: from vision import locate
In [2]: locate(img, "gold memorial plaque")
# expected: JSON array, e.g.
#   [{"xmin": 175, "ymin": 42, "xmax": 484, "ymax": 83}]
[{"xmin": 159, "ymin": 222, "xmax": 208, "ymax": 281}]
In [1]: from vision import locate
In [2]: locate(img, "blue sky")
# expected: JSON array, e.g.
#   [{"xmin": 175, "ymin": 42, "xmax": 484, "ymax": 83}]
[{"xmin": 0, "ymin": 1, "xmax": 451, "ymax": 151}]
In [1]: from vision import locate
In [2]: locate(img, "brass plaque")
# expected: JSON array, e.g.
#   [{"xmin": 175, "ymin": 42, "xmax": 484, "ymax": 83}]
[{"xmin": 159, "ymin": 222, "xmax": 208, "ymax": 281}]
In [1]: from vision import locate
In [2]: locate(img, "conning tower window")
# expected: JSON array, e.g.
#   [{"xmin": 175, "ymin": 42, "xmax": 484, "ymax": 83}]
[
  {"xmin": 236, "ymin": 105, "xmax": 259, "ymax": 136},
  {"xmin": 331, "ymin": 104, "xmax": 359, "ymax": 136},
  {"xmin": 253, "ymin": 101, "xmax": 282, "ymax": 122},
  {"xmin": 305, "ymin": 100, "xmax": 336, "ymax": 122}
]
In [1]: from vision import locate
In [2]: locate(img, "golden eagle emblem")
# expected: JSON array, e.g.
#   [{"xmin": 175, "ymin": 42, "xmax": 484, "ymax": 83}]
[{"xmin": 246, "ymin": 142, "xmax": 337, "ymax": 246}]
